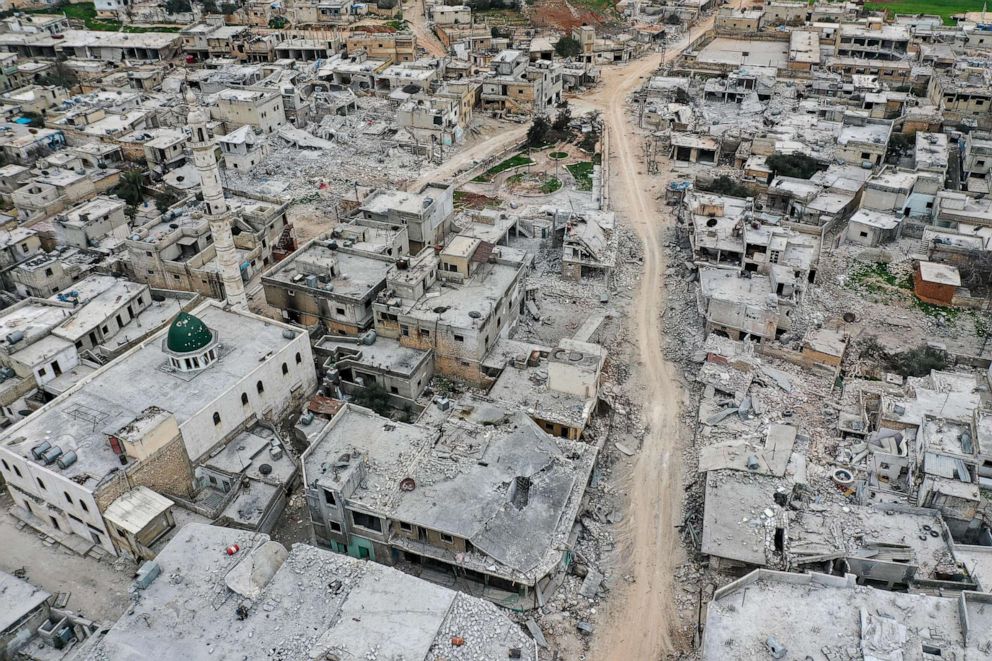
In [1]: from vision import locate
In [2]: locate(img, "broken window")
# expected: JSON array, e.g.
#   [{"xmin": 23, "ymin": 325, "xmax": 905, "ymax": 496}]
[
  {"xmin": 440, "ymin": 533, "xmax": 454, "ymax": 543},
  {"xmin": 352, "ymin": 511, "xmax": 382, "ymax": 533}
]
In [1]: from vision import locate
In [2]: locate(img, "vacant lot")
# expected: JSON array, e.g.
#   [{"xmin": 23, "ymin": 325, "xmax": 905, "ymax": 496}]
[
  {"xmin": 864, "ymin": 0, "xmax": 984, "ymax": 24},
  {"xmin": 0, "ymin": 490, "xmax": 134, "ymax": 622}
]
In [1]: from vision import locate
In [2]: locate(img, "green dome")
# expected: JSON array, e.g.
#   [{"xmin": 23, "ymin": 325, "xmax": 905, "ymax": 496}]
[{"xmin": 166, "ymin": 312, "xmax": 214, "ymax": 353}]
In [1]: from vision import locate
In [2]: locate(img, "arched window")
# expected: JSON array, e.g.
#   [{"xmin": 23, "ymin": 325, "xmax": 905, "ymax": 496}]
[
  {"xmin": 241, "ymin": 393, "xmax": 249, "ymax": 406},
  {"xmin": 281, "ymin": 362, "xmax": 288, "ymax": 375},
  {"xmin": 295, "ymin": 352, "xmax": 302, "ymax": 365},
  {"xmin": 212, "ymin": 412, "xmax": 221, "ymax": 425},
  {"xmin": 257, "ymin": 380, "xmax": 264, "ymax": 394}
]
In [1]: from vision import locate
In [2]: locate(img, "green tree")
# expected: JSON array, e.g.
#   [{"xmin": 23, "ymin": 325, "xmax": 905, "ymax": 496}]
[
  {"xmin": 268, "ymin": 15, "xmax": 287, "ymax": 28},
  {"xmin": 164, "ymin": 0, "xmax": 191, "ymax": 13},
  {"xmin": 201, "ymin": 0, "xmax": 219, "ymax": 12},
  {"xmin": 698, "ymin": 175, "xmax": 750, "ymax": 198},
  {"xmin": 155, "ymin": 190, "xmax": 179, "ymax": 213},
  {"xmin": 114, "ymin": 170, "xmax": 146, "ymax": 208},
  {"xmin": 766, "ymin": 153, "xmax": 826, "ymax": 179},
  {"xmin": 220, "ymin": 2, "xmax": 239, "ymax": 14},
  {"xmin": 555, "ymin": 35, "xmax": 581, "ymax": 58},
  {"xmin": 552, "ymin": 103, "xmax": 572, "ymax": 134},
  {"xmin": 527, "ymin": 115, "xmax": 552, "ymax": 147}
]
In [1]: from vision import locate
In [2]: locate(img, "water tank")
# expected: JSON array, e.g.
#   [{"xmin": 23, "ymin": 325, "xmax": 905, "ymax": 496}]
[
  {"xmin": 305, "ymin": 274, "xmax": 318, "ymax": 289},
  {"xmin": 281, "ymin": 329, "xmax": 296, "ymax": 339},
  {"xmin": 57, "ymin": 451, "xmax": 77, "ymax": 469},
  {"xmin": 360, "ymin": 330, "xmax": 376, "ymax": 345},
  {"xmin": 42, "ymin": 446, "xmax": 63, "ymax": 465},
  {"xmin": 6, "ymin": 331, "xmax": 25, "ymax": 345},
  {"xmin": 300, "ymin": 411, "xmax": 315, "ymax": 426},
  {"xmin": 31, "ymin": 441, "xmax": 51, "ymax": 460}
]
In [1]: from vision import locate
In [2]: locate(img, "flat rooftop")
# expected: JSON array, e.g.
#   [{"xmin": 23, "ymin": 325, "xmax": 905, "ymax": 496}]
[
  {"xmin": 86, "ymin": 523, "xmax": 534, "ymax": 661},
  {"xmin": 317, "ymin": 335, "xmax": 429, "ymax": 376},
  {"xmin": 696, "ymin": 38, "xmax": 789, "ymax": 68},
  {"xmin": 0, "ymin": 302, "xmax": 305, "ymax": 479},
  {"xmin": 266, "ymin": 242, "xmax": 392, "ymax": 299},
  {"xmin": 703, "ymin": 570, "xmax": 992, "ymax": 660},
  {"xmin": 303, "ymin": 404, "xmax": 596, "ymax": 580}
]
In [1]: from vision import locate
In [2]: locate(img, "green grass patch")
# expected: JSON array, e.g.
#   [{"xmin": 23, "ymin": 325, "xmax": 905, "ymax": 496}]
[
  {"xmin": 913, "ymin": 298, "xmax": 960, "ymax": 321},
  {"xmin": 863, "ymin": 0, "xmax": 983, "ymax": 25},
  {"xmin": 570, "ymin": 0, "xmax": 616, "ymax": 13},
  {"xmin": 540, "ymin": 177, "xmax": 562, "ymax": 194},
  {"xmin": 472, "ymin": 153, "xmax": 533, "ymax": 182},
  {"xmin": 567, "ymin": 161, "xmax": 595, "ymax": 191},
  {"xmin": 549, "ymin": 151, "xmax": 568, "ymax": 160},
  {"xmin": 848, "ymin": 262, "xmax": 912, "ymax": 293}
]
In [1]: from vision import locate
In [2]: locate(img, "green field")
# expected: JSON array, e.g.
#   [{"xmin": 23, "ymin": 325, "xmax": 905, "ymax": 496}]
[
  {"xmin": 472, "ymin": 153, "xmax": 534, "ymax": 182},
  {"xmin": 567, "ymin": 162, "xmax": 595, "ymax": 191},
  {"xmin": 864, "ymin": 0, "xmax": 985, "ymax": 25}
]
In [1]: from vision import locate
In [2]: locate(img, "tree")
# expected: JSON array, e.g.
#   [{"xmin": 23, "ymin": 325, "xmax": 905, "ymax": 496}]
[
  {"xmin": 766, "ymin": 152, "xmax": 826, "ymax": 179},
  {"xmin": 156, "ymin": 190, "xmax": 179, "ymax": 213},
  {"xmin": 114, "ymin": 170, "xmax": 146, "ymax": 208},
  {"xmin": 201, "ymin": 0, "xmax": 218, "ymax": 12},
  {"xmin": 165, "ymin": 0, "xmax": 192, "ymax": 13},
  {"xmin": 552, "ymin": 102, "xmax": 572, "ymax": 134},
  {"xmin": 664, "ymin": 13, "xmax": 682, "ymax": 24},
  {"xmin": 555, "ymin": 35, "xmax": 581, "ymax": 58},
  {"xmin": 698, "ymin": 175, "xmax": 750, "ymax": 198},
  {"xmin": 350, "ymin": 382, "xmax": 392, "ymax": 417},
  {"xmin": 220, "ymin": 2, "xmax": 239, "ymax": 14},
  {"xmin": 527, "ymin": 115, "xmax": 552, "ymax": 148},
  {"xmin": 268, "ymin": 15, "xmax": 287, "ymax": 28}
]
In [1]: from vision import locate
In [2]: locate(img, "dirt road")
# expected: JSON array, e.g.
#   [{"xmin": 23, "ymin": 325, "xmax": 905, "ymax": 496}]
[
  {"xmin": 403, "ymin": 0, "xmax": 447, "ymax": 57},
  {"xmin": 580, "ymin": 15, "xmax": 720, "ymax": 660}
]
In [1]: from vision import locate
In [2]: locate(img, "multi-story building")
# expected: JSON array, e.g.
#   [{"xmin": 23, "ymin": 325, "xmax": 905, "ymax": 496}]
[
  {"xmin": 301, "ymin": 401, "xmax": 596, "ymax": 608},
  {"xmin": 0, "ymin": 302, "xmax": 316, "ymax": 557}
]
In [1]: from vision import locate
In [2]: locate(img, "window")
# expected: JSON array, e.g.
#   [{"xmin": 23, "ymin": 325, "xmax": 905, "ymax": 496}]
[
  {"xmin": 335, "ymin": 307, "xmax": 345, "ymax": 316},
  {"xmin": 64, "ymin": 491, "xmax": 73, "ymax": 505},
  {"xmin": 295, "ymin": 352, "xmax": 302, "ymax": 365},
  {"xmin": 440, "ymin": 533, "xmax": 453, "ymax": 543},
  {"xmin": 399, "ymin": 521, "xmax": 412, "ymax": 532},
  {"xmin": 80, "ymin": 500, "xmax": 88, "ymax": 512},
  {"xmin": 241, "ymin": 393, "xmax": 249, "ymax": 406},
  {"xmin": 13, "ymin": 464, "xmax": 21, "ymax": 478},
  {"xmin": 453, "ymin": 334, "xmax": 464, "ymax": 342},
  {"xmin": 36, "ymin": 477, "xmax": 46, "ymax": 490},
  {"xmin": 281, "ymin": 362, "xmax": 288, "ymax": 375},
  {"xmin": 257, "ymin": 380, "xmax": 265, "ymax": 393},
  {"xmin": 212, "ymin": 412, "xmax": 221, "ymax": 425},
  {"xmin": 329, "ymin": 521, "xmax": 342, "ymax": 533},
  {"xmin": 419, "ymin": 329, "xmax": 430, "ymax": 338},
  {"xmin": 352, "ymin": 511, "xmax": 382, "ymax": 532},
  {"xmin": 400, "ymin": 325, "xmax": 410, "ymax": 336},
  {"xmin": 860, "ymin": 152, "xmax": 870, "ymax": 160},
  {"xmin": 38, "ymin": 367, "xmax": 46, "ymax": 377},
  {"xmin": 323, "ymin": 490, "xmax": 336, "ymax": 505},
  {"xmin": 0, "ymin": 459, "xmax": 7, "ymax": 472}
]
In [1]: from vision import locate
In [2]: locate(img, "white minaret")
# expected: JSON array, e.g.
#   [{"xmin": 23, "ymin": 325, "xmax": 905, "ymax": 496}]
[{"xmin": 186, "ymin": 89, "xmax": 248, "ymax": 311}]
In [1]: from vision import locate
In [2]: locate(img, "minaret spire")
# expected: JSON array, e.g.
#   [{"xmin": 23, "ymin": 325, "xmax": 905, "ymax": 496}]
[{"xmin": 186, "ymin": 88, "xmax": 248, "ymax": 311}]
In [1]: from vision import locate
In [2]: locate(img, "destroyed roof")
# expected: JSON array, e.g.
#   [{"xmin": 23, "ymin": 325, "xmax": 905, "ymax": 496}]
[
  {"xmin": 302, "ymin": 404, "xmax": 596, "ymax": 581},
  {"xmin": 84, "ymin": 523, "xmax": 534, "ymax": 661},
  {"xmin": 0, "ymin": 570, "xmax": 49, "ymax": 633},
  {"xmin": 702, "ymin": 569, "xmax": 992, "ymax": 660}
]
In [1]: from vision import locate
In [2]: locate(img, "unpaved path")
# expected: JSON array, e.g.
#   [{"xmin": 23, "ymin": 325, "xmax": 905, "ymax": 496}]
[
  {"xmin": 403, "ymin": 0, "xmax": 447, "ymax": 57},
  {"xmin": 580, "ymin": 12, "xmax": 724, "ymax": 660}
]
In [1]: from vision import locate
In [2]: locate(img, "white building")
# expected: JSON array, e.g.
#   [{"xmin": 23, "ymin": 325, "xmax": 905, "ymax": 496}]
[{"xmin": 0, "ymin": 302, "xmax": 316, "ymax": 556}]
